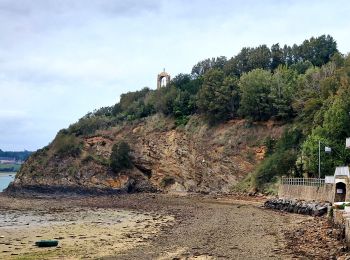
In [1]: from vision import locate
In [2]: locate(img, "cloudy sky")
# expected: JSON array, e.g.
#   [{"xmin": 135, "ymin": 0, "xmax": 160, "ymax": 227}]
[{"xmin": 0, "ymin": 0, "xmax": 349, "ymax": 151}]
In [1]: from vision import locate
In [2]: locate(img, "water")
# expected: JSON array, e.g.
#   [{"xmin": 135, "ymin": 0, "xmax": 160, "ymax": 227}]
[{"xmin": 0, "ymin": 172, "xmax": 15, "ymax": 191}]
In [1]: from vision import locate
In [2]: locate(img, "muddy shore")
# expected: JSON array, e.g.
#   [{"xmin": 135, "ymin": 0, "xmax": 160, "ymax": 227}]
[{"xmin": 0, "ymin": 193, "xmax": 348, "ymax": 259}]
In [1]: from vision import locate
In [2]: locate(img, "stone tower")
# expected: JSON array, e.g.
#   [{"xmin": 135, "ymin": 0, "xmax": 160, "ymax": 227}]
[{"xmin": 157, "ymin": 69, "xmax": 171, "ymax": 89}]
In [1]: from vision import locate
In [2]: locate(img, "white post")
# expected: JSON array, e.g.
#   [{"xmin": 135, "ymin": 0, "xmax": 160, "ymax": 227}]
[{"xmin": 318, "ymin": 140, "xmax": 321, "ymax": 179}]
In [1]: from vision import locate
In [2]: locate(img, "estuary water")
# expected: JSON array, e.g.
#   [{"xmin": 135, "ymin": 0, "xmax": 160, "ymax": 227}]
[{"xmin": 0, "ymin": 172, "xmax": 15, "ymax": 191}]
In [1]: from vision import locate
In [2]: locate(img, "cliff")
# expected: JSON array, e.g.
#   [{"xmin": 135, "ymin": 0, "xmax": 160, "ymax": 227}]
[{"xmin": 8, "ymin": 115, "xmax": 285, "ymax": 194}]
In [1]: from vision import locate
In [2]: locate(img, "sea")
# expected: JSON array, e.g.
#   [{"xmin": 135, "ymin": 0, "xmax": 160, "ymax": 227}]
[{"xmin": 0, "ymin": 172, "xmax": 15, "ymax": 192}]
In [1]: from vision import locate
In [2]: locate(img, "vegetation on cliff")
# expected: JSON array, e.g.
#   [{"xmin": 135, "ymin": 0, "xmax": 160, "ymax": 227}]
[
  {"xmin": 14, "ymin": 34, "xmax": 350, "ymax": 193},
  {"xmin": 110, "ymin": 141, "xmax": 132, "ymax": 173}
]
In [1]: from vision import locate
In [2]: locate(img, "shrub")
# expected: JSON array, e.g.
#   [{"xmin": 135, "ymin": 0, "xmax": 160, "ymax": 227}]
[
  {"xmin": 68, "ymin": 116, "xmax": 116, "ymax": 136},
  {"xmin": 52, "ymin": 134, "xmax": 82, "ymax": 157},
  {"xmin": 110, "ymin": 140, "xmax": 132, "ymax": 173},
  {"xmin": 160, "ymin": 176, "xmax": 175, "ymax": 187},
  {"xmin": 251, "ymin": 129, "xmax": 303, "ymax": 189}
]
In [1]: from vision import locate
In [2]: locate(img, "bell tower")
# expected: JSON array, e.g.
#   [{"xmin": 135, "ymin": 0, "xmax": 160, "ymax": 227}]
[{"xmin": 157, "ymin": 69, "xmax": 171, "ymax": 89}]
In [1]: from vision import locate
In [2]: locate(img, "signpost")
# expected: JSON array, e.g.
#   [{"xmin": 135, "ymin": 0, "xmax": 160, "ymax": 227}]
[{"xmin": 318, "ymin": 142, "xmax": 334, "ymax": 178}]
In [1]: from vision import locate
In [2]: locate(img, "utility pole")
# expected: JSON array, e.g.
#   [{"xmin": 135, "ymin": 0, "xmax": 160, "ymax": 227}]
[{"xmin": 318, "ymin": 140, "xmax": 321, "ymax": 178}]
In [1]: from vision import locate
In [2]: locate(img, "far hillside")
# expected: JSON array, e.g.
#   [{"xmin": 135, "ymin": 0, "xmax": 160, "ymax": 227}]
[{"xmin": 0, "ymin": 150, "xmax": 33, "ymax": 172}]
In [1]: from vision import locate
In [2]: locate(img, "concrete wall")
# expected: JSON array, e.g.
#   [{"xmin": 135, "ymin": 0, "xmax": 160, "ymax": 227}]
[{"xmin": 278, "ymin": 184, "xmax": 334, "ymax": 202}]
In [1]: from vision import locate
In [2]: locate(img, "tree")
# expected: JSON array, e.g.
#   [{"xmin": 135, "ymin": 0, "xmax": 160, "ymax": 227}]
[
  {"xmin": 290, "ymin": 60, "xmax": 313, "ymax": 74},
  {"xmin": 270, "ymin": 43, "xmax": 284, "ymax": 70},
  {"xmin": 252, "ymin": 129, "xmax": 302, "ymax": 188},
  {"xmin": 197, "ymin": 69, "xmax": 239, "ymax": 124},
  {"xmin": 170, "ymin": 73, "xmax": 202, "ymax": 94},
  {"xmin": 173, "ymin": 90, "xmax": 197, "ymax": 125},
  {"xmin": 270, "ymin": 66, "xmax": 297, "ymax": 119},
  {"xmin": 191, "ymin": 56, "xmax": 227, "ymax": 77},
  {"xmin": 301, "ymin": 81, "xmax": 350, "ymax": 177},
  {"xmin": 282, "ymin": 45, "xmax": 294, "ymax": 66},
  {"xmin": 224, "ymin": 46, "xmax": 271, "ymax": 76},
  {"xmin": 298, "ymin": 35, "xmax": 338, "ymax": 67},
  {"xmin": 150, "ymin": 85, "xmax": 179, "ymax": 115},
  {"xmin": 110, "ymin": 141, "xmax": 132, "ymax": 173},
  {"xmin": 247, "ymin": 45, "xmax": 271, "ymax": 71},
  {"xmin": 238, "ymin": 69, "xmax": 273, "ymax": 120}
]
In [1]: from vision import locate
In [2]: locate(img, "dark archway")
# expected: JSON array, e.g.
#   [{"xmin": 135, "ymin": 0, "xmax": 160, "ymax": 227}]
[
  {"xmin": 335, "ymin": 182, "xmax": 346, "ymax": 202},
  {"xmin": 157, "ymin": 70, "xmax": 171, "ymax": 89}
]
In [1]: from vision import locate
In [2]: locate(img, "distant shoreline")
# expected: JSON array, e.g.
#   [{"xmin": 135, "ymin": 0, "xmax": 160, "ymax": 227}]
[{"xmin": 0, "ymin": 172, "xmax": 16, "ymax": 175}]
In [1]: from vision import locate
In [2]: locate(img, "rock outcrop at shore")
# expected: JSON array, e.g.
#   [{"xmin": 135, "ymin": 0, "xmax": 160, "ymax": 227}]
[
  {"xmin": 8, "ymin": 115, "xmax": 285, "ymax": 194},
  {"xmin": 264, "ymin": 198, "xmax": 331, "ymax": 216}
]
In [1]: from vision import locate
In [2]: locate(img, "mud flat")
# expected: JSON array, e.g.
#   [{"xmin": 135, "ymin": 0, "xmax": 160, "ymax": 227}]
[
  {"xmin": 0, "ymin": 193, "xmax": 349, "ymax": 259},
  {"xmin": 0, "ymin": 195, "xmax": 173, "ymax": 259}
]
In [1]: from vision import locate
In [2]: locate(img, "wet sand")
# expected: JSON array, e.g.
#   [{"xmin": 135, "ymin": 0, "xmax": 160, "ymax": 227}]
[
  {"xmin": 0, "ymin": 193, "xmax": 347, "ymax": 259},
  {"xmin": 0, "ymin": 195, "xmax": 173, "ymax": 259}
]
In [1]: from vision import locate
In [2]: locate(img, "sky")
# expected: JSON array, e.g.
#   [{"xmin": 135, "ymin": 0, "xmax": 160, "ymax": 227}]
[{"xmin": 0, "ymin": 0, "xmax": 350, "ymax": 151}]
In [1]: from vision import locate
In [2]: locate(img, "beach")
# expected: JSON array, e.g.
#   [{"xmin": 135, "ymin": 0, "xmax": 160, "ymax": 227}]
[{"xmin": 0, "ymin": 193, "xmax": 347, "ymax": 259}]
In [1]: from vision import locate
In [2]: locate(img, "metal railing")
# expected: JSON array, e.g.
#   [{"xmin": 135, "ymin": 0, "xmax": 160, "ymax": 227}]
[{"xmin": 281, "ymin": 177, "xmax": 325, "ymax": 187}]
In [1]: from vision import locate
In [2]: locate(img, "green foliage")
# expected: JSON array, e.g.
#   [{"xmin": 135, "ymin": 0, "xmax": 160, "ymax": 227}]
[
  {"xmin": 224, "ymin": 35, "xmax": 338, "ymax": 77},
  {"xmin": 302, "ymin": 84, "xmax": 350, "ymax": 177},
  {"xmin": 49, "ymin": 35, "xmax": 349, "ymax": 189},
  {"xmin": 270, "ymin": 43, "xmax": 284, "ymax": 71},
  {"xmin": 302, "ymin": 128, "xmax": 334, "ymax": 177},
  {"xmin": 197, "ymin": 69, "xmax": 239, "ymax": 124},
  {"xmin": 252, "ymin": 129, "xmax": 303, "ymax": 189},
  {"xmin": 290, "ymin": 60, "xmax": 313, "ymax": 74},
  {"xmin": 68, "ymin": 116, "xmax": 116, "ymax": 136},
  {"xmin": 270, "ymin": 66, "xmax": 298, "ymax": 119},
  {"xmin": 238, "ymin": 69, "xmax": 273, "ymax": 120},
  {"xmin": 253, "ymin": 149, "xmax": 298, "ymax": 188},
  {"xmin": 298, "ymin": 35, "xmax": 338, "ymax": 67},
  {"xmin": 61, "ymin": 34, "xmax": 341, "ymax": 136},
  {"xmin": 264, "ymin": 137, "xmax": 276, "ymax": 155},
  {"xmin": 111, "ymin": 87, "xmax": 155, "ymax": 121},
  {"xmin": 191, "ymin": 56, "xmax": 227, "ymax": 77},
  {"xmin": 110, "ymin": 141, "xmax": 132, "ymax": 173},
  {"xmin": 173, "ymin": 90, "xmax": 197, "ymax": 123},
  {"xmin": 171, "ymin": 73, "xmax": 202, "ymax": 94},
  {"xmin": 52, "ymin": 133, "xmax": 82, "ymax": 158}
]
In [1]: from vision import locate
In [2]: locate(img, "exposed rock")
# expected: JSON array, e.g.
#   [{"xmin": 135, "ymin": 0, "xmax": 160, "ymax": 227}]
[
  {"xmin": 264, "ymin": 198, "xmax": 331, "ymax": 216},
  {"xmin": 7, "ymin": 115, "xmax": 286, "ymax": 194}
]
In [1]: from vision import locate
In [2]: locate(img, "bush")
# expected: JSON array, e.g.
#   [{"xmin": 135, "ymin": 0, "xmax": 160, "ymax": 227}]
[
  {"xmin": 251, "ymin": 129, "xmax": 303, "ymax": 189},
  {"xmin": 160, "ymin": 176, "xmax": 175, "ymax": 187},
  {"xmin": 110, "ymin": 141, "xmax": 132, "ymax": 173},
  {"xmin": 53, "ymin": 134, "xmax": 82, "ymax": 157},
  {"xmin": 68, "ymin": 116, "xmax": 116, "ymax": 136},
  {"xmin": 252, "ymin": 149, "xmax": 298, "ymax": 188}
]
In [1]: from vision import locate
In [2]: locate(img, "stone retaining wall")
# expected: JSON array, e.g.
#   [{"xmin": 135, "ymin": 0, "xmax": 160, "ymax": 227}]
[
  {"xmin": 278, "ymin": 184, "xmax": 334, "ymax": 202},
  {"xmin": 264, "ymin": 198, "xmax": 330, "ymax": 216}
]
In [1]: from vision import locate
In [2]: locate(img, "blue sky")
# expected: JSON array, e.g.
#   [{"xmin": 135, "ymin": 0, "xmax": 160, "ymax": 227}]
[{"xmin": 0, "ymin": 0, "xmax": 349, "ymax": 151}]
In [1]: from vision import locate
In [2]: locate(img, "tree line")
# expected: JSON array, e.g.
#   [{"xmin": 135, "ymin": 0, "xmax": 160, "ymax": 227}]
[{"xmin": 0, "ymin": 149, "xmax": 32, "ymax": 161}]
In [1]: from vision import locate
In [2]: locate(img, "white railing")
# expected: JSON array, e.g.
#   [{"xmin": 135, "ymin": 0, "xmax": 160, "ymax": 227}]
[{"xmin": 281, "ymin": 177, "xmax": 325, "ymax": 187}]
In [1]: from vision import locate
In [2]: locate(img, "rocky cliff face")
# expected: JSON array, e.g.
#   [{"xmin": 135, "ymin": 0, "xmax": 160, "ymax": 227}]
[{"xmin": 8, "ymin": 115, "xmax": 286, "ymax": 194}]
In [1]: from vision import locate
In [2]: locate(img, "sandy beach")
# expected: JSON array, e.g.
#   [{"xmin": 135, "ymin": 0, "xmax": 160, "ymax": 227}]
[{"xmin": 0, "ymin": 193, "xmax": 347, "ymax": 259}]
